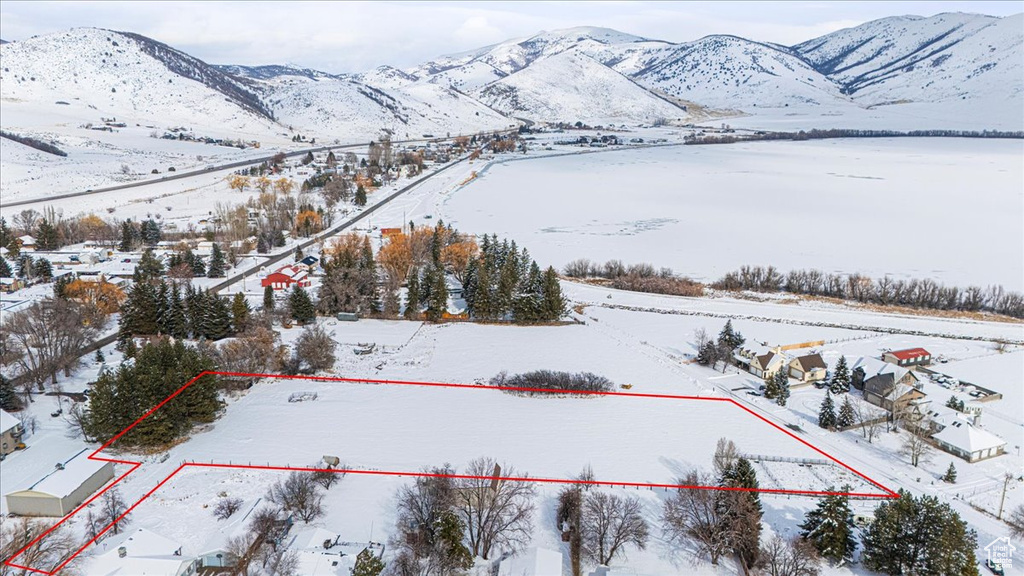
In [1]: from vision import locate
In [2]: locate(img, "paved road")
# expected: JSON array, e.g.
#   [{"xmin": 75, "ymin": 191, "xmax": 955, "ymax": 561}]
[
  {"xmin": 38, "ymin": 148, "xmax": 481, "ymax": 369},
  {"xmin": 1, "ymin": 130, "xmax": 512, "ymax": 208}
]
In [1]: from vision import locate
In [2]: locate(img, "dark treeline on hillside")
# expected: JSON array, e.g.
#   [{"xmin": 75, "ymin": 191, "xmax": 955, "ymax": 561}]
[
  {"xmin": 0, "ymin": 130, "xmax": 68, "ymax": 156},
  {"xmin": 713, "ymin": 265, "xmax": 1024, "ymax": 318},
  {"xmin": 687, "ymin": 128, "xmax": 1024, "ymax": 145},
  {"xmin": 563, "ymin": 258, "xmax": 704, "ymax": 297}
]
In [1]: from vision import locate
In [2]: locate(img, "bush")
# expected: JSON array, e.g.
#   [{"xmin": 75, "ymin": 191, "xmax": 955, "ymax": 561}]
[{"xmin": 490, "ymin": 370, "xmax": 615, "ymax": 397}]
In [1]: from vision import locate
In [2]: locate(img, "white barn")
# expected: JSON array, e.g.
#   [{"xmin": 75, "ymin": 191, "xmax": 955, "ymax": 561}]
[{"xmin": 4, "ymin": 451, "xmax": 115, "ymax": 516}]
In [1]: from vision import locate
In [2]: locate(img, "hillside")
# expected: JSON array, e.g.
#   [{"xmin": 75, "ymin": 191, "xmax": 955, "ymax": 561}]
[{"xmin": 475, "ymin": 49, "xmax": 688, "ymax": 124}]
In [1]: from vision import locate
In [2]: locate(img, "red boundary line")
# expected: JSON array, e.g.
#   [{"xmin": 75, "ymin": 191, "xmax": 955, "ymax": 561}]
[{"xmin": 4, "ymin": 371, "xmax": 898, "ymax": 574}]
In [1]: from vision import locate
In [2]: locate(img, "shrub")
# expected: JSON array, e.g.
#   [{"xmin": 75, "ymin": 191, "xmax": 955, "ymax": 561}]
[{"xmin": 490, "ymin": 370, "xmax": 614, "ymax": 397}]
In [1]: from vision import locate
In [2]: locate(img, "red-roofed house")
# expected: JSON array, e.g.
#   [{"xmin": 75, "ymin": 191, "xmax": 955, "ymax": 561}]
[
  {"xmin": 261, "ymin": 265, "xmax": 311, "ymax": 291},
  {"xmin": 883, "ymin": 348, "xmax": 931, "ymax": 367}
]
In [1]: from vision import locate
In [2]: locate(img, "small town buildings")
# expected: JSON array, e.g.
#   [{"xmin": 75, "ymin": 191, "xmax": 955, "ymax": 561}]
[
  {"xmin": 863, "ymin": 372, "xmax": 926, "ymax": 412},
  {"xmin": 1, "ymin": 409, "xmax": 23, "ymax": 456},
  {"xmin": 883, "ymin": 347, "xmax": 932, "ymax": 367},
  {"xmin": 261, "ymin": 265, "xmax": 311, "ymax": 291},
  {"xmin": 298, "ymin": 255, "xmax": 320, "ymax": 272},
  {"xmin": 931, "ymin": 420, "xmax": 1006, "ymax": 462},
  {"xmin": 0, "ymin": 277, "xmax": 25, "ymax": 293},
  {"xmin": 17, "ymin": 235, "xmax": 37, "ymax": 251},
  {"xmin": 749, "ymin": 350, "xmax": 790, "ymax": 380},
  {"xmin": 90, "ymin": 528, "xmax": 197, "ymax": 576},
  {"xmin": 5, "ymin": 450, "xmax": 115, "ymax": 516},
  {"xmin": 788, "ymin": 353, "xmax": 827, "ymax": 384},
  {"xmin": 850, "ymin": 356, "xmax": 920, "ymax": 391}
]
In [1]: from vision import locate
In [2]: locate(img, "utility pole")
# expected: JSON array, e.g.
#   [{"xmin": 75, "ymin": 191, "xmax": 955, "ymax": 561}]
[{"xmin": 998, "ymin": 472, "xmax": 1012, "ymax": 520}]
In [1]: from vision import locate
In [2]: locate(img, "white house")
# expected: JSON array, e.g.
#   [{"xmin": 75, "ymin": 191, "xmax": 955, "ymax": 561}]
[
  {"xmin": 89, "ymin": 528, "xmax": 197, "ymax": 576},
  {"xmin": 931, "ymin": 420, "xmax": 1006, "ymax": 462},
  {"xmin": 1, "ymin": 409, "xmax": 23, "ymax": 456}
]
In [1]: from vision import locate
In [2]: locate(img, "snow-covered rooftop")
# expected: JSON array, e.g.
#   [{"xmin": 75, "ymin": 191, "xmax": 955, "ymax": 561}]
[
  {"xmin": 499, "ymin": 547, "xmax": 563, "ymax": 576},
  {"xmin": 932, "ymin": 420, "xmax": 1006, "ymax": 453},
  {"xmin": 0, "ymin": 409, "xmax": 19, "ymax": 435},
  {"xmin": 10, "ymin": 450, "xmax": 110, "ymax": 499},
  {"xmin": 89, "ymin": 527, "xmax": 191, "ymax": 576}
]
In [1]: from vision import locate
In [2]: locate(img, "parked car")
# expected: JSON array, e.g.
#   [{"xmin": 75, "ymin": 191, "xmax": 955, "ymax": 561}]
[{"xmin": 985, "ymin": 559, "xmax": 1005, "ymax": 575}]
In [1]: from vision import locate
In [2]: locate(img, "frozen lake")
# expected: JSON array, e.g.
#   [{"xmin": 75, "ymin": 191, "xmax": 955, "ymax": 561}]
[{"xmin": 444, "ymin": 138, "xmax": 1024, "ymax": 290}]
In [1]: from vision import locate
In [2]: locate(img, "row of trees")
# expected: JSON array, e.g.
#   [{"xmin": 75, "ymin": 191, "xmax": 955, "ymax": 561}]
[
  {"xmin": 563, "ymin": 257, "xmax": 704, "ymax": 297},
  {"xmin": 463, "ymin": 235, "xmax": 565, "ymax": 322},
  {"xmin": 713, "ymin": 265, "xmax": 1024, "ymax": 318},
  {"xmin": 117, "ymin": 279, "xmax": 250, "ymax": 345}
]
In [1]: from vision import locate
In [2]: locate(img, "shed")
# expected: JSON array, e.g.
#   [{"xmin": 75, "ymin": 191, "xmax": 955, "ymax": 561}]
[
  {"xmin": 883, "ymin": 347, "xmax": 932, "ymax": 367},
  {"xmin": 5, "ymin": 450, "xmax": 115, "ymax": 516}
]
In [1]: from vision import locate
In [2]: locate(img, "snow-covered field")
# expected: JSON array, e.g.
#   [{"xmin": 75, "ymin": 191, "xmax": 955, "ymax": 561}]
[{"xmin": 443, "ymin": 138, "xmax": 1024, "ymax": 290}]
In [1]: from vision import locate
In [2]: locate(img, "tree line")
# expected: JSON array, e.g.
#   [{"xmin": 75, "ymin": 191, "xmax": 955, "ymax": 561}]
[
  {"xmin": 563, "ymin": 257, "xmax": 704, "ymax": 297},
  {"xmin": 687, "ymin": 127, "xmax": 1024, "ymax": 145},
  {"xmin": 713, "ymin": 265, "xmax": 1024, "ymax": 318}
]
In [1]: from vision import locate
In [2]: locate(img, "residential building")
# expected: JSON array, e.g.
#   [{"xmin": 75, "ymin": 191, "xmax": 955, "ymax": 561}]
[
  {"xmin": 261, "ymin": 265, "xmax": 311, "ymax": 291},
  {"xmin": 749, "ymin": 350, "xmax": 790, "ymax": 380},
  {"xmin": 863, "ymin": 372, "xmax": 926, "ymax": 412},
  {"xmin": 883, "ymin": 347, "xmax": 932, "ymax": 367},
  {"xmin": 17, "ymin": 235, "xmax": 37, "ymax": 251},
  {"xmin": 1, "ymin": 409, "xmax": 23, "ymax": 456},
  {"xmin": 788, "ymin": 353, "xmax": 827, "ymax": 384},
  {"xmin": 931, "ymin": 420, "xmax": 1006, "ymax": 462},
  {"xmin": 90, "ymin": 528, "xmax": 197, "ymax": 576}
]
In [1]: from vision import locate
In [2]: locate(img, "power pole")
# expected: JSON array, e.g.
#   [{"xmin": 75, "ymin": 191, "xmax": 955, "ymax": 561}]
[{"xmin": 998, "ymin": 472, "xmax": 1012, "ymax": 520}]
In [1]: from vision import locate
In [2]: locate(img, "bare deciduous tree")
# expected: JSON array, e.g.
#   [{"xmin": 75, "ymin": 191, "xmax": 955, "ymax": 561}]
[
  {"xmin": 898, "ymin": 428, "xmax": 933, "ymax": 468},
  {"xmin": 1, "ymin": 516, "xmax": 84, "ymax": 576},
  {"xmin": 663, "ymin": 472, "xmax": 731, "ymax": 565},
  {"xmin": 454, "ymin": 457, "xmax": 536, "ymax": 560},
  {"xmin": 713, "ymin": 438, "xmax": 739, "ymax": 478},
  {"xmin": 293, "ymin": 324, "xmax": 336, "ymax": 374},
  {"xmin": 214, "ymin": 497, "xmax": 244, "ymax": 520},
  {"xmin": 580, "ymin": 492, "xmax": 649, "ymax": 566},
  {"xmin": 266, "ymin": 472, "xmax": 324, "ymax": 523},
  {"xmin": 1009, "ymin": 504, "xmax": 1024, "ymax": 539},
  {"xmin": 311, "ymin": 461, "xmax": 345, "ymax": 490},
  {"xmin": 98, "ymin": 487, "xmax": 131, "ymax": 535},
  {"xmin": 759, "ymin": 535, "xmax": 820, "ymax": 576}
]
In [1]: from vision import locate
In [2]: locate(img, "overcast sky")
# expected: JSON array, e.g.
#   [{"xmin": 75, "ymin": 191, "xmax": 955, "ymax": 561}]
[{"xmin": 1, "ymin": 1, "xmax": 1019, "ymax": 73}]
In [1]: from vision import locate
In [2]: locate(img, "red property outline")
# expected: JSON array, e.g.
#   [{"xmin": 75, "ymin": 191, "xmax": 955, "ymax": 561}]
[{"xmin": 4, "ymin": 371, "xmax": 899, "ymax": 574}]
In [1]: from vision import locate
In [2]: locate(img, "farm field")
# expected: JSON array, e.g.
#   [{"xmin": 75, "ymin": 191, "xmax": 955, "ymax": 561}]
[{"xmin": 443, "ymin": 138, "xmax": 1024, "ymax": 290}]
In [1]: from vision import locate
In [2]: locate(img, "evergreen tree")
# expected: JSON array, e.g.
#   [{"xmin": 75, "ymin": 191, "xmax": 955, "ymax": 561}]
[
  {"xmin": 942, "ymin": 462, "xmax": 957, "ymax": 484},
  {"xmin": 352, "ymin": 548, "xmax": 385, "ymax": 576},
  {"xmin": 830, "ymin": 356, "xmax": 850, "ymax": 394},
  {"xmin": 720, "ymin": 456, "xmax": 762, "ymax": 572},
  {"xmin": 800, "ymin": 490, "xmax": 856, "ymax": 564},
  {"xmin": 0, "ymin": 257, "xmax": 11, "ymax": 278},
  {"xmin": 184, "ymin": 285, "xmax": 205, "ymax": 338},
  {"xmin": 53, "ymin": 274, "xmax": 72, "ymax": 299},
  {"xmin": 862, "ymin": 490, "xmax": 978, "ymax": 576},
  {"xmin": 135, "ymin": 249, "xmax": 164, "ymax": 283},
  {"xmin": 155, "ymin": 281, "xmax": 170, "ymax": 334},
  {"xmin": 36, "ymin": 219, "xmax": 60, "ymax": 250},
  {"xmin": 773, "ymin": 369, "xmax": 790, "ymax": 407},
  {"xmin": 722, "ymin": 457, "xmax": 762, "ymax": 513},
  {"xmin": 231, "ymin": 293, "xmax": 250, "ymax": 333},
  {"xmin": 423, "ymin": 267, "xmax": 447, "ymax": 321},
  {"xmin": 119, "ymin": 220, "xmax": 135, "ymax": 252},
  {"xmin": 207, "ymin": 243, "xmax": 226, "ymax": 278},
  {"xmin": 166, "ymin": 284, "xmax": 189, "ymax": 340},
  {"xmin": 256, "ymin": 234, "xmax": 270, "ymax": 254},
  {"xmin": 95, "ymin": 348, "xmax": 105, "ymax": 363},
  {"xmin": 121, "ymin": 281, "xmax": 161, "ymax": 336},
  {"xmin": 0, "ymin": 375, "xmax": 23, "ymax": 411},
  {"xmin": 404, "ymin": 268, "xmax": 421, "ymax": 320},
  {"xmin": 121, "ymin": 334, "xmax": 138, "ymax": 358},
  {"xmin": 818, "ymin": 393, "xmax": 837, "ymax": 429},
  {"xmin": 31, "ymin": 258, "xmax": 53, "ymax": 282},
  {"xmin": 469, "ymin": 258, "xmax": 494, "ymax": 320},
  {"xmin": 837, "ymin": 395, "xmax": 856, "ymax": 428},
  {"xmin": 16, "ymin": 254, "xmax": 32, "ymax": 279},
  {"xmin": 186, "ymin": 249, "xmax": 206, "ymax": 277},
  {"xmin": 289, "ymin": 286, "xmax": 316, "ymax": 324},
  {"xmin": 717, "ymin": 319, "xmax": 744, "ymax": 350},
  {"xmin": 541, "ymin": 266, "xmax": 566, "ymax": 321},
  {"xmin": 263, "ymin": 285, "xmax": 276, "ymax": 311},
  {"xmin": 204, "ymin": 293, "xmax": 234, "ymax": 340},
  {"xmin": 0, "ymin": 218, "xmax": 10, "ymax": 250},
  {"xmin": 434, "ymin": 510, "xmax": 473, "ymax": 572},
  {"xmin": 355, "ymin": 184, "xmax": 367, "ymax": 206},
  {"xmin": 140, "ymin": 219, "xmax": 162, "ymax": 246}
]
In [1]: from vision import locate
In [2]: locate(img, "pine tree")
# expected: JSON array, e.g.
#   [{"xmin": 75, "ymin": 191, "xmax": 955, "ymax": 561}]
[
  {"xmin": 424, "ymin": 267, "xmax": 448, "ymax": 321},
  {"xmin": 119, "ymin": 220, "xmax": 135, "ymax": 252},
  {"xmin": 263, "ymin": 285, "xmax": 275, "ymax": 311},
  {"xmin": 942, "ymin": 462, "xmax": 957, "ymax": 483},
  {"xmin": 764, "ymin": 373, "xmax": 780, "ymax": 400},
  {"xmin": 36, "ymin": 219, "xmax": 60, "ymax": 250},
  {"xmin": 53, "ymin": 274, "xmax": 72, "ymax": 299},
  {"xmin": 722, "ymin": 457, "xmax": 762, "ymax": 513},
  {"xmin": 404, "ymin": 268, "xmax": 421, "ymax": 320},
  {"xmin": 541, "ymin": 266, "xmax": 566, "ymax": 321},
  {"xmin": 166, "ymin": 284, "xmax": 189, "ymax": 339},
  {"xmin": 121, "ymin": 281, "xmax": 161, "ymax": 336},
  {"xmin": 800, "ymin": 490, "xmax": 856, "ymax": 564},
  {"xmin": 837, "ymin": 395, "xmax": 856, "ymax": 428},
  {"xmin": 720, "ymin": 457, "xmax": 762, "ymax": 572},
  {"xmin": 257, "ymin": 234, "xmax": 270, "ymax": 254},
  {"xmin": 717, "ymin": 319, "xmax": 744, "ymax": 349},
  {"xmin": 434, "ymin": 510, "xmax": 473, "ymax": 572},
  {"xmin": 862, "ymin": 490, "xmax": 978, "ymax": 576},
  {"xmin": 0, "ymin": 257, "xmax": 11, "ymax": 278},
  {"xmin": 289, "ymin": 286, "xmax": 316, "ymax": 324},
  {"xmin": 187, "ymin": 249, "xmax": 206, "ymax": 276},
  {"xmin": 205, "ymin": 294, "xmax": 233, "ymax": 340},
  {"xmin": 818, "ymin": 393, "xmax": 837, "ymax": 429},
  {"xmin": 155, "ymin": 281, "xmax": 170, "ymax": 334},
  {"xmin": 352, "ymin": 548, "xmax": 385, "ymax": 576},
  {"xmin": 135, "ymin": 249, "xmax": 164, "ymax": 283},
  {"xmin": 31, "ymin": 258, "xmax": 53, "ymax": 281},
  {"xmin": 140, "ymin": 219, "xmax": 162, "ymax": 246},
  {"xmin": 773, "ymin": 369, "xmax": 790, "ymax": 407},
  {"xmin": 0, "ymin": 375, "xmax": 23, "ymax": 411},
  {"xmin": 207, "ymin": 243, "xmax": 226, "ymax": 278},
  {"xmin": 355, "ymin": 184, "xmax": 367, "ymax": 206},
  {"xmin": 830, "ymin": 356, "xmax": 850, "ymax": 395},
  {"xmin": 0, "ymin": 218, "xmax": 10, "ymax": 250},
  {"xmin": 231, "ymin": 293, "xmax": 250, "ymax": 333},
  {"xmin": 16, "ymin": 254, "xmax": 32, "ymax": 279},
  {"xmin": 95, "ymin": 348, "xmax": 105, "ymax": 363}
]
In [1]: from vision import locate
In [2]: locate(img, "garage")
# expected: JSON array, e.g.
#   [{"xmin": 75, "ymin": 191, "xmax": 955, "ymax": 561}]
[{"xmin": 5, "ymin": 450, "xmax": 115, "ymax": 517}]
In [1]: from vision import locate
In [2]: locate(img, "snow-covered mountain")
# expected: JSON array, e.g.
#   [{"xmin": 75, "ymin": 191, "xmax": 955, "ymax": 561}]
[{"xmin": 795, "ymin": 12, "xmax": 1023, "ymax": 106}]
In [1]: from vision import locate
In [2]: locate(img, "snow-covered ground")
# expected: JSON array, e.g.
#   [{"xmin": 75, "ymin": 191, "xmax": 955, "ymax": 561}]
[{"xmin": 443, "ymin": 138, "xmax": 1024, "ymax": 290}]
